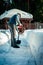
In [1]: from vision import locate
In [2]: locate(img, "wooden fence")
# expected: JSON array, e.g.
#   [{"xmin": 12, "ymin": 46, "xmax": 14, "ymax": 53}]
[{"xmin": 30, "ymin": 22, "xmax": 43, "ymax": 29}]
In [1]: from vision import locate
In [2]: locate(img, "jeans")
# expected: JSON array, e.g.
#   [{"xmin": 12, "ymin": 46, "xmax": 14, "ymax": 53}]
[{"xmin": 9, "ymin": 23, "xmax": 16, "ymax": 47}]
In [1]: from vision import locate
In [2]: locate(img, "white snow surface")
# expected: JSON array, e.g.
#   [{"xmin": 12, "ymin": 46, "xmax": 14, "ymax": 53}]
[
  {"xmin": 0, "ymin": 29, "xmax": 43, "ymax": 65},
  {"xmin": 0, "ymin": 9, "xmax": 33, "ymax": 19}
]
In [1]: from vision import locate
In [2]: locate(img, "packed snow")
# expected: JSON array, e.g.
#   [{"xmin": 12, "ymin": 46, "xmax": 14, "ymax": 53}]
[
  {"xmin": 0, "ymin": 29, "xmax": 43, "ymax": 65},
  {"xmin": 0, "ymin": 9, "xmax": 33, "ymax": 19}
]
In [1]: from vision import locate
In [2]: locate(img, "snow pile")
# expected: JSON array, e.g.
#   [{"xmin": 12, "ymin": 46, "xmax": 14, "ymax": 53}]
[
  {"xmin": 0, "ymin": 29, "xmax": 11, "ymax": 53},
  {"xmin": 28, "ymin": 29, "xmax": 43, "ymax": 65},
  {"xmin": 32, "ymin": 29, "xmax": 43, "ymax": 32},
  {"xmin": 0, "ymin": 9, "xmax": 33, "ymax": 19}
]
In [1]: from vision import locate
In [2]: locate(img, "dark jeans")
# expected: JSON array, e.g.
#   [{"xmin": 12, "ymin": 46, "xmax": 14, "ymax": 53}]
[{"xmin": 9, "ymin": 23, "xmax": 16, "ymax": 47}]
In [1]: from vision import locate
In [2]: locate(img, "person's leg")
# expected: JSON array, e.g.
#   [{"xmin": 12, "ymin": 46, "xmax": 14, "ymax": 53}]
[
  {"xmin": 10, "ymin": 24, "xmax": 14, "ymax": 47},
  {"xmin": 11, "ymin": 24, "xmax": 20, "ymax": 48}
]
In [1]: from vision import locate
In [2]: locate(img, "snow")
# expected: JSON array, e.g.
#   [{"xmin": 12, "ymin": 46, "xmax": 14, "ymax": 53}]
[
  {"xmin": 0, "ymin": 9, "xmax": 33, "ymax": 19},
  {"xmin": 0, "ymin": 29, "xmax": 43, "ymax": 65},
  {"xmin": 28, "ymin": 29, "xmax": 43, "ymax": 65},
  {"xmin": 0, "ymin": 29, "xmax": 11, "ymax": 53}
]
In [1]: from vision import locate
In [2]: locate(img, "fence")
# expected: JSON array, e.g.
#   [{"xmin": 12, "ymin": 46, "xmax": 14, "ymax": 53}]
[{"xmin": 29, "ymin": 22, "xmax": 43, "ymax": 29}]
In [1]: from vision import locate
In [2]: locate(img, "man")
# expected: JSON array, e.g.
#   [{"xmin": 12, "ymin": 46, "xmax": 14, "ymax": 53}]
[{"xmin": 9, "ymin": 13, "xmax": 22, "ymax": 48}]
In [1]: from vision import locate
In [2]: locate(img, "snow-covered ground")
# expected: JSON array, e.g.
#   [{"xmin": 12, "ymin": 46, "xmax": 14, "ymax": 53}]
[{"xmin": 0, "ymin": 29, "xmax": 43, "ymax": 65}]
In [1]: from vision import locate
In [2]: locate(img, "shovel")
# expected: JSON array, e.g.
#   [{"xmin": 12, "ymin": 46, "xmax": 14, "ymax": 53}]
[{"xmin": 16, "ymin": 25, "xmax": 23, "ymax": 44}]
